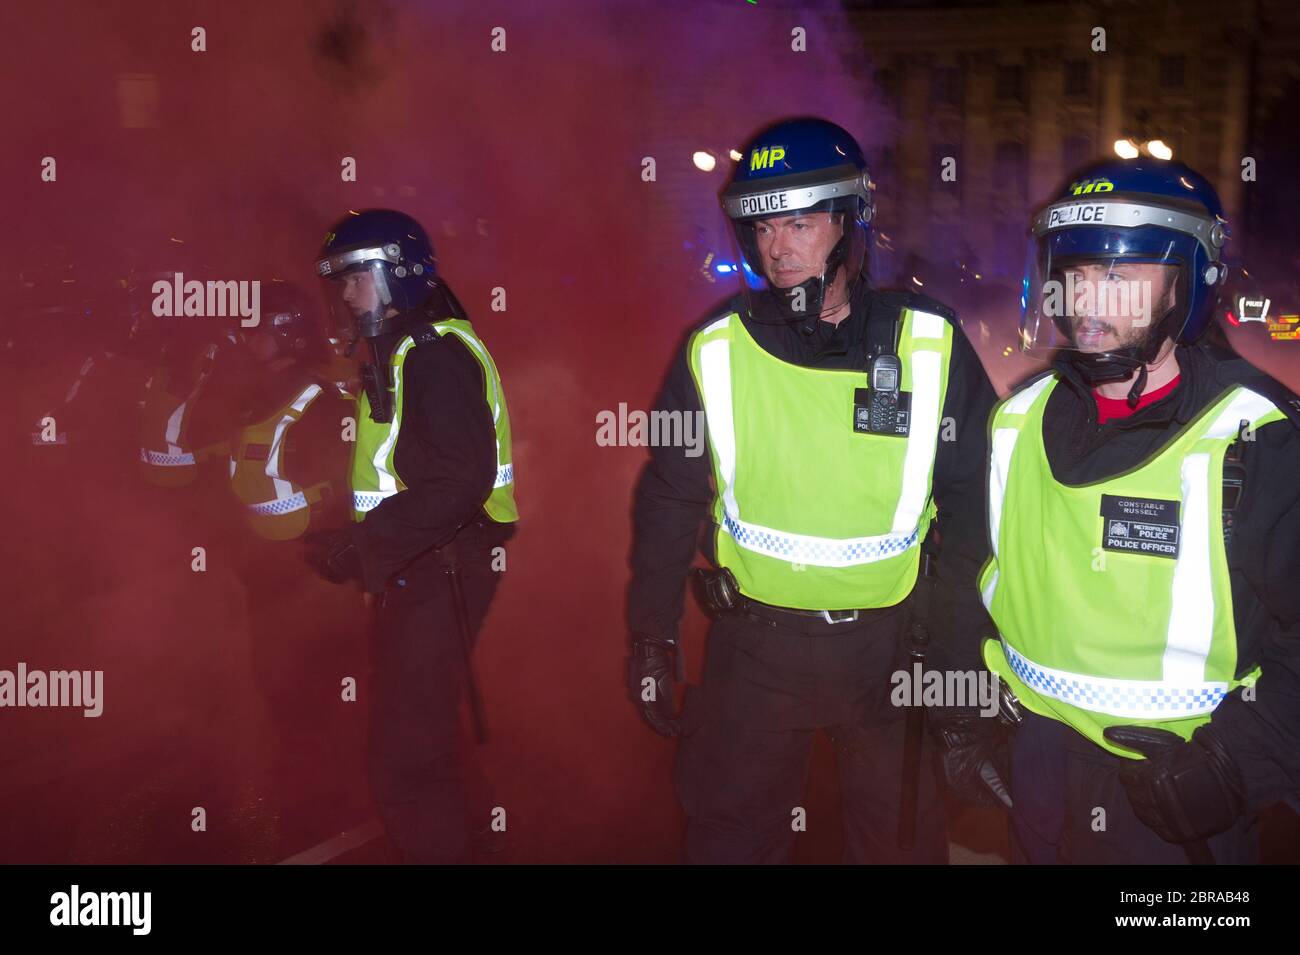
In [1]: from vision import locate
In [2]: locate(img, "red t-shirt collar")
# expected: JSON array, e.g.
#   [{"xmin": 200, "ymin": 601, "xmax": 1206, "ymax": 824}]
[{"xmin": 1093, "ymin": 375, "xmax": 1182, "ymax": 424}]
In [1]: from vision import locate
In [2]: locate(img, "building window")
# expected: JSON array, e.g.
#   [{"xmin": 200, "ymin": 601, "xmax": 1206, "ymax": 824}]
[
  {"xmin": 1063, "ymin": 135, "xmax": 1092, "ymax": 173},
  {"xmin": 995, "ymin": 140, "xmax": 1028, "ymax": 198},
  {"xmin": 1159, "ymin": 56, "xmax": 1186, "ymax": 89},
  {"xmin": 1064, "ymin": 60, "xmax": 1090, "ymax": 97},
  {"xmin": 996, "ymin": 65, "xmax": 1024, "ymax": 104},
  {"xmin": 931, "ymin": 66, "xmax": 964, "ymax": 109}
]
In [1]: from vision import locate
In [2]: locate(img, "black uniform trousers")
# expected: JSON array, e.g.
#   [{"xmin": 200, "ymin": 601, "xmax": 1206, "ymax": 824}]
[
  {"xmin": 674, "ymin": 599, "xmax": 948, "ymax": 864},
  {"xmin": 1008, "ymin": 710, "xmax": 1259, "ymax": 864},
  {"xmin": 367, "ymin": 523, "xmax": 502, "ymax": 864}
]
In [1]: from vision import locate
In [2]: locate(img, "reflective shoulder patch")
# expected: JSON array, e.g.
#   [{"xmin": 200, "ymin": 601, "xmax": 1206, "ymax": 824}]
[
  {"xmin": 701, "ymin": 314, "xmax": 733, "ymax": 335},
  {"xmin": 908, "ymin": 310, "xmax": 948, "ymax": 340},
  {"xmin": 1246, "ymin": 377, "xmax": 1300, "ymax": 430},
  {"xmin": 1001, "ymin": 372, "xmax": 1056, "ymax": 416}
]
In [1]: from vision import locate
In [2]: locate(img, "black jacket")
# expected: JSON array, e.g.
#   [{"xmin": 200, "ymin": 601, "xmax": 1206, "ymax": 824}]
[
  {"xmin": 627, "ymin": 283, "xmax": 997, "ymax": 675},
  {"xmin": 349, "ymin": 313, "xmax": 512, "ymax": 594},
  {"xmin": 1038, "ymin": 341, "xmax": 1300, "ymax": 809}
]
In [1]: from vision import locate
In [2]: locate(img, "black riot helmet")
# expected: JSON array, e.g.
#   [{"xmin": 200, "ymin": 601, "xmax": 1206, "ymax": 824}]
[
  {"xmin": 248, "ymin": 280, "xmax": 329, "ymax": 365},
  {"xmin": 315, "ymin": 209, "xmax": 439, "ymax": 344}
]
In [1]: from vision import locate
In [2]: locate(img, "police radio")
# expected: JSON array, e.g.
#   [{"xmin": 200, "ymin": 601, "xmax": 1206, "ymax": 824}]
[
  {"xmin": 869, "ymin": 354, "xmax": 900, "ymax": 430},
  {"xmin": 854, "ymin": 353, "xmax": 909, "ymax": 436},
  {"xmin": 361, "ymin": 363, "xmax": 393, "ymax": 423}
]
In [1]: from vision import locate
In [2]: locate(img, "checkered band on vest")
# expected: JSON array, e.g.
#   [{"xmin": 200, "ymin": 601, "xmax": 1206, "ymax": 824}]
[
  {"xmin": 248, "ymin": 492, "xmax": 308, "ymax": 516},
  {"xmin": 353, "ymin": 490, "xmax": 394, "ymax": 513},
  {"xmin": 140, "ymin": 448, "xmax": 196, "ymax": 467},
  {"xmin": 495, "ymin": 463, "xmax": 513, "ymax": 488},
  {"xmin": 1004, "ymin": 642, "xmax": 1227, "ymax": 716},
  {"xmin": 722, "ymin": 512, "xmax": 919, "ymax": 564}
]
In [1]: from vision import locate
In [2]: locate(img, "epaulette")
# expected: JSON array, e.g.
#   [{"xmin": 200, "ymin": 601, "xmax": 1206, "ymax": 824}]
[{"xmin": 872, "ymin": 288, "xmax": 957, "ymax": 325}]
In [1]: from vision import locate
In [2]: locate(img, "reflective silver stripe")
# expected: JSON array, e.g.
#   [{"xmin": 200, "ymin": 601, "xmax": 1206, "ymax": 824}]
[
  {"xmin": 980, "ymin": 568, "xmax": 998, "ymax": 614},
  {"xmin": 697, "ymin": 313, "xmax": 938, "ymax": 568},
  {"xmin": 1032, "ymin": 198, "xmax": 1225, "ymax": 259},
  {"xmin": 697, "ymin": 326, "xmax": 738, "ymax": 519},
  {"xmin": 353, "ymin": 490, "xmax": 396, "ymax": 513},
  {"xmin": 140, "ymin": 448, "xmax": 195, "ymax": 467},
  {"xmin": 986, "ymin": 375, "xmax": 1055, "ymax": 566},
  {"xmin": 266, "ymin": 385, "xmax": 322, "ymax": 502},
  {"xmin": 1002, "ymin": 639, "xmax": 1226, "ymax": 719},
  {"xmin": 315, "ymin": 244, "xmax": 401, "ymax": 277},
  {"xmin": 988, "ymin": 429, "xmax": 1018, "ymax": 563},
  {"xmin": 892, "ymin": 312, "xmax": 944, "ymax": 535},
  {"xmin": 1002, "ymin": 373, "xmax": 1055, "ymax": 415},
  {"xmin": 1165, "ymin": 450, "xmax": 1214, "ymax": 685},
  {"xmin": 164, "ymin": 399, "xmax": 188, "ymax": 455},
  {"xmin": 247, "ymin": 492, "xmax": 308, "ymax": 516},
  {"xmin": 438, "ymin": 325, "xmax": 513, "ymax": 486},
  {"xmin": 722, "ymin": 173, "xmax": 871, "ymax": 220},
  {"xmin": 369, "ymin": 339, "xmax": 415, "ymax": 500},
  {"xmin": 909, "ymin": 311, "xmax": 946, "ymax": 340},
  {"xmin": 1164, "ymin": 388, "xmax": 1278, "ymax": 683},
  {"xmin": 438, "ymin": 326, "xmax": 501, "ymax": 423}
]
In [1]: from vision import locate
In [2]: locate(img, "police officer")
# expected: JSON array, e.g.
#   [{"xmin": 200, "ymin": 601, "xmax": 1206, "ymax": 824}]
[
  {"xmin": 981, "ymin": 158, "xmax": 1300, "ymax": 863},
  {"xmin": 134, "ymin": 267, "xmax": 250, "ymax": 491},
  {"xmin": 229, "ymin": 280, "xmax": 354, "ymax": 543},
  {"xmin": 304, "ymin": 209, "xmax": 518, "ymax": 864},
  {"xmin": 226, "ymin": 280, "xmax": 362, "ymax": 848},
  {"xmin": 626, "ymin": 118, "xmax": 997, "ymax": 863}
]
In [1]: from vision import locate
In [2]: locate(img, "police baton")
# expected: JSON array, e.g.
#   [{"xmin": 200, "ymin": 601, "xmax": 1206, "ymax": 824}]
[
  {"xmin": 898, "ymin": 620, "xmax": 930, "ymax": 851},
  {"xmin": 898, "ymin": 549, "xmax": 937, "ymax": 851},
  {"xmin": 445, "ymin": 558, "xmax": 489, "ymax": 746}
]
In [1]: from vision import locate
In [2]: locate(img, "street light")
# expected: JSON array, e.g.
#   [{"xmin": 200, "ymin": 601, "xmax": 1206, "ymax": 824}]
[
  {"xmin": 1146, "ymin": 139, "xmax": 1173, "ymax": 160},
  {"xmin": 693, "ymin": 151, "xmax": 717, "ymax": 172},
  {"xmin": 1114, "ymin": 139, "xmax": 1140, "ymax": 159},
  {"xmin": 1114, "ymin": 138, "xmax": 1173, "ymax": 160}
]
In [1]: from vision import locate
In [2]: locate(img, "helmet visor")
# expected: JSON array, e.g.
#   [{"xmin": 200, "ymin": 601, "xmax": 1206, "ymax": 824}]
[
  {"xmin": 726, "ymin": 200, "xmax": 869, "ymax": 324},
  {"xmin": 318, "ymin": 260, "xmax": 394, "ymax": 345},
  {"xmin": 721, "ymin": 167, "xmax": 872, "ymax": 324},
  {"xmin": 1018, "ymin": 197, "xmax": 1218, "ymax": 356}
]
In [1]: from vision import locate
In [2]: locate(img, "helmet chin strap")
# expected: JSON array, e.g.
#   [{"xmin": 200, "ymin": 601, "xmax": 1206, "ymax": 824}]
[
  {"xmin": 771, "ymin": 235, "xmax": 849, "ymax": 334},
  {"xmin": 358, "ymin": 308, "xmax": 401, "ymax": 339},
  {"xmin": 356, "ymin": 268, "xmax": 403, "ymax": 339},
  {"xmin": 1066, "ymin": 308, "xmax": 1175, "ymax": 408}
]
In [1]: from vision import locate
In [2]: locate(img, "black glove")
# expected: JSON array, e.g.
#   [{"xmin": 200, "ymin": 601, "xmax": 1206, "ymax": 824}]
[
  {"xmin": 930, "ymin": 711, "xmax": 1014, "ymax": 810},
  {"xmin": 1103, "ymin": 724, "xmax": 1245, "ymax": 844},
  {"xmin": 626, "ymin": 633, "xmax": 682, "ymax": 738},
  {"xmin": 303, "ymin": 528, "xmax": 363, "ymax": 585}
]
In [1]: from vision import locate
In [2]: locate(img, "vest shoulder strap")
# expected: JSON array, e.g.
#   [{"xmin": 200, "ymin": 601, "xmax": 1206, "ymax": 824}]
[
  {"xmin": 696, "ymin": 298, "xmax": 742, "ymax": 333},
  {"xmin": 994, "ymin": 371, "xmax": 1058, "ymax": 425}
]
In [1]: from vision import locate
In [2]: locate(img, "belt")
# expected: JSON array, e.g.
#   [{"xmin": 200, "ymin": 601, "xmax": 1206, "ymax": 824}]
[
  {"xmin": 734, "ymin": 594, "xmax": 892, "ymax": 633},
  {"xmin": 391, "ymin": 518, "xmax": 504, "ymax": 588}
]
